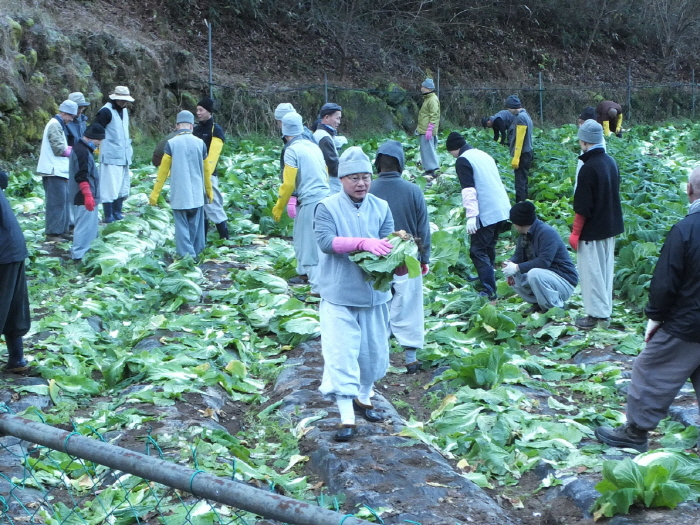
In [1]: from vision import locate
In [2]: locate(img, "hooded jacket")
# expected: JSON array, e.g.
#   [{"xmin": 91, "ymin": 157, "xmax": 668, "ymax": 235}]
[{"xmin": 369, "ymin": 140, "xmax": 431, "ymax": 263}]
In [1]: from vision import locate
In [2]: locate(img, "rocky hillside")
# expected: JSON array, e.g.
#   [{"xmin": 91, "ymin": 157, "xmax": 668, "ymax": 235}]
[{"xmin": 1, "ymin": 0, "xmax": 698, "ymax": 160}]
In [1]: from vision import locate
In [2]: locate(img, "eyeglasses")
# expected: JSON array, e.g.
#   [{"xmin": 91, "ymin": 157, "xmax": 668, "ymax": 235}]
[{"xmin": 346, "ymin": 175, "xmax": 372, "ymax": 184}]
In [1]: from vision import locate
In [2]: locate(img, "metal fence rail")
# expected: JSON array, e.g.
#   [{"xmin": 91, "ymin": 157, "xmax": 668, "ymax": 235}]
[
  {"xmin": 0, "ymin": 411, "xmax": 371, "ymax": 525},
  {"xmin": 180, "ymin": 69, "xmax": 700, "ymax": 139}
]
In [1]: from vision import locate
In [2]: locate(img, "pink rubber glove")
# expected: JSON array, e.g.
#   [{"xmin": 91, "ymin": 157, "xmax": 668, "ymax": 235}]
[
  {"xmin": 332, "ymin": 237, "xmax": 393, "ymax": 256},
  {"xmin": 287, "ymin": 196, "xmax": 297, "ymax": 219},
  {"xmin": 421, "ymin": 264, "xmax": 429, "ymax": 276},
  {"xmin": 425, "ymin": 123, "xmax": 434, "ymax": 142},
  {"xmin": 63, "ymin": 146, "xmax": 73, "ymax": 157},
  {"xmin": 359, "ymin": 238, "xmax": 393, "ymax": 256}
]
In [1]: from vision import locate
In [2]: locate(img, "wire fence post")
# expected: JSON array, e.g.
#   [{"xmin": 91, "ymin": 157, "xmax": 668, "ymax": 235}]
[
  {"xmin": 692, "ymin": 69, "xmax": 696, "ymax": 118},
  {"xmin": 437, "ymin": 67, "xmax": 441, "ymax": 99},
  {"xmin": 627, "ymin": 64, "xmax": 632, "ymax": 123},
  {"xmin": 205, "ymin": 19, "xmax": 213, "ymax": 99},
  {"xmin": 324, "ymin": 73, "xmax": 328, "ymax": 103},
  {"xmin": 538, "ymin": 71, "xmax": 544, "ymax": 126}
]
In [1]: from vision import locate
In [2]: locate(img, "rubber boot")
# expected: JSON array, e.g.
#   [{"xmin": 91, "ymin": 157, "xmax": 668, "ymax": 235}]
[
  {"xmin": 112, "ymin": 197, "xmax": 124, "ymax": 220},
  {"xmin": 102, "ymin": 202, "xmax": 115, "ymax": 224},
  {"xmin": 215, "ymin": 221, "xmax": 229, "ymax": 240},
  {"xmin": 5, "ymin": 337, "xmax": 28, "ymax": 372}
]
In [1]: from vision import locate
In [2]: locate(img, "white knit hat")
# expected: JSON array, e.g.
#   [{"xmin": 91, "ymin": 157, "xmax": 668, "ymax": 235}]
[{"xmin": 274, "ymin": 103, "xmax": 295, "ymax": 120}]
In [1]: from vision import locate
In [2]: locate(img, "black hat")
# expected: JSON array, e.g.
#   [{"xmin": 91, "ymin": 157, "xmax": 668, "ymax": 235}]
[
  {"xmin": 481, "ymin": 116, "xmax": 490, "ymax": 128},
  {"xmin": 0, "ymin": 170, "xmax": 8, "ymax": 191},
  {"xmin": 578, "ymin": 106, "xmax": 596, "ymax": 121},
  {"xmin": 197, "ymin": 97, "xmax": 215, "ymax": 114},
  {"xmin": 445, "ymin": 131, "xmax": 467, "ymax": 152},
  {"xmin": 505, "ymin": 95, "xmax": 522, "ymax": 109},
  {"xmin": 319, "ymin": 102, "xmax": 342, "ymax": 118},
  {"xmin": 509, "ymin": 201, "xmax": 537, "ymax": 226},
  {"xmin": 85, "ymin": 123, "xmax": 106, "ymax": 140}
]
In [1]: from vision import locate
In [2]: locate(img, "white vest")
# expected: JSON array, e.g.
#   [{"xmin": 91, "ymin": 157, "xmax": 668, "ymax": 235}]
[
  {"xmin": 37, "ymin": 118, "xmax": 69, "ymax": 178},
  {"xmin": 461, "ymin": 148, "xmax": 511, "ymax": 227},
  {"xmin": 99, "ymin": 103, "xmax": 133, "ymax": 166}
]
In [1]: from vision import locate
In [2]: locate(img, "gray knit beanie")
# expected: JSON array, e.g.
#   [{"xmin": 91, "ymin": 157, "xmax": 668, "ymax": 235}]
[
  {"xmin": 338, "ymin": 146, "xmax": 372, "ymax": 178},
  {"xmin": 274, "ymin": 103, "xmax": 295, "ymax": 120},
  {"xmin": 177, "ymin": 110, "xmax": 195, "ymax": 124},
  {"xmin": 281, "ymin": 112, "xmax": 303, "ymax": 136},
  {"xmin": 505, "ymin": 95, "xmax": 521, "ymax": 109},
  {"xmin": 59, "ymin": 100, "xmax": 78, "ymax": 115},
  {"xmin": 578, "ymin": 119, "xmax": 604, "ymax": 144},
  {"xmin": 422, "ymin": 78, "xmax": 435, "ymax": 90}
]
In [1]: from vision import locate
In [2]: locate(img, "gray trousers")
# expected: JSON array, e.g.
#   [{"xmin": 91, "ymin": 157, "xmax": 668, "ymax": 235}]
[
  {"xmin": 389, "ymin": 273, "xmax": 425, "ymax": 349},
  {"xmin": 512, "ymin": 268, "xmax": 575, "ymax": 309},
  {"xmin": 419, "ymin": 134, "xmax": 439, "ymax": 172},
  {"xmin": 42, "ymin": 176, "xmax": 70, "ymax": 235},
  {"xmin": 627, "ymin": 329, "xmax": 700, "ymax": 430},
  {"xmin": 99, "ymin": 164, "xmax": 130, "ymax": 203},
  {"xmin": 203, "ymin": 175, "xmax": 228, "ymax": 224},
  {"xmin": 173, "ymin": 207, "xmax": 205, "ymax": 258},
  {"xmin": 319, "ymin": 300, "xmax": 390, "ymax": 400},
  {"xmin": 71, "ymin": 205, "xmax": 99, "ymax": 260},
  {"xmin": 578, "ymin": 237, "xmax": 615, "ymax": 318},
  {"xmin": 293, "ymin": 199, "xmax": 322, "ymax": 289}
]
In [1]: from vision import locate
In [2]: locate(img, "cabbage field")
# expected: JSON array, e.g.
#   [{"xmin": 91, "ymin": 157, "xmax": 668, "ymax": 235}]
[{"xmin": 3, "ymin": 121, "xmax": 700, "ymax": 523}]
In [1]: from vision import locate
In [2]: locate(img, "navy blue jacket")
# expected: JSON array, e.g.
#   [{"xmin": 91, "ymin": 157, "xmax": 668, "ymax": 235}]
[
  {"xmin": 0, "ymin": 183, "xmax": 29, "ymax": 265},
  {"xmin": 511, "ymin": 219, "xmax": 578, "ymax": 287},
  {"xmin": 574, "ymin": 147, "xmax": 624, "ymax": 241},
  {"xmin": 645, "ymin": 209, "xmax": 700, "ymax": 342}
]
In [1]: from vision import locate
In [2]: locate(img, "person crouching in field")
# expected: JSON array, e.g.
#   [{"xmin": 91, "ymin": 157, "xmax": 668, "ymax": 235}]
[
  {"xmin": 69, "ymin": 123, "xmax": 105, "ymax": 262},
  {"xmin": 314, "ymin": 146, "xmax": 395, "ymax": 442}
]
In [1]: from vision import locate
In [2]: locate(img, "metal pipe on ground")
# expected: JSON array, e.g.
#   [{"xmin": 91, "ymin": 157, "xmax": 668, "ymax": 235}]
[{"xmin": 0, "ymin": 413, "xmax": 371, "ymax": 525}]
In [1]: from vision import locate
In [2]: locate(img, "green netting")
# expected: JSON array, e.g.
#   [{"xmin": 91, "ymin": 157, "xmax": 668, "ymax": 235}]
[{"xmin": 0, "ymin": 404, "xmax": 253, "ymax": 525}]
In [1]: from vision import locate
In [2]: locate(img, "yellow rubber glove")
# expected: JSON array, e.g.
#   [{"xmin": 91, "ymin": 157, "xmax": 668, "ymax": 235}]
[
  {"xmin": 272, "ymin": 165, "xmax": 298, "ymax": 221},
  {"xmin": 203, "ymin": 136, "xmax": 223, "ymax": 203},
  {"xmin": 511, "ymin": 125, "xmax": 527, "ymax": 169},
  {"xmin": 603, "ymin": 120, "xmax": 611, "ymax": 136},
  {"xmin": 149, "ymin": 154, "xmax": 171, "ymax": 206},
  {"xmin": 616, "ymin": 114, "xmax": 623, "ymax": 134}
]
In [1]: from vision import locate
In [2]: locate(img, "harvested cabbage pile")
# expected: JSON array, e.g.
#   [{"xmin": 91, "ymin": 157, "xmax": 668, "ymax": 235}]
[{"xmin": 349, "ymin": 230, "xmax": 421, "ymax": 291}]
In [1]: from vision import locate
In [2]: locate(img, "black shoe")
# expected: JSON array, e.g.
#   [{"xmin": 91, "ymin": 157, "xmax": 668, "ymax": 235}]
[
  {"xmin": 353, "ymin": 399, "xmax": 383, "ymax": 422},
  {"xmin": 334, "ymin": 425, "xmax": 356, "ymax": 442},
  {"xmin": 406, "ymin": 361, "xmax": 420, "ymax": 374},
  {"xmin": 288, "ymin": 275, "xmax": 309, "ymax": 285},
  {"xmin": 4, "ymin": 358, "xmax": 29, "ymax": 373},
  {"xmin": 478, "ymin": 290, "xmax": 497, "ymax": 300},
  {"xmin": 524, "ymin": 303, "xmax": 544, "ymax": 315},
  {"xmin": 595, "ymin": 424, "xmax": 648, "ymax": 452},
  {"xmin": 576, "ymin": 315, "xmax": 610, "ymax": 329},
  {"xmin": 215, "ymin": 221, "xmax": 229, "ymax": 240}
]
